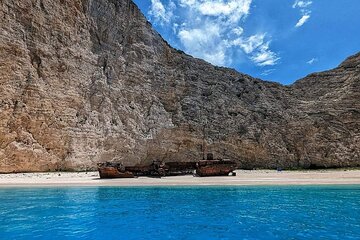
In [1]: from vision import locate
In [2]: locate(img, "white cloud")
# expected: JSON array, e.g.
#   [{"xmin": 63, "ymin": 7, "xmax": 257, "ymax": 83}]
[
  {"xmin": 175, "ymin": 0, "xmax": 255, "ymax": 66},
  {"xmin": 293, "ymin": 0, "xmax": 312, "ymax": 8},
  {"xmin": 198, "ymin": 2, "xmax": 241, "ymax": 16},
  {"xmin": 293, "ymin": 0, "xmax": 312, "ymax": 28},
  {"xmin": 178, "ymin": 25, "xmax": 227, "ymax": 65},
  {"xmin": 179, "ymin": 0, "xmax": 196, "ymax": 7},
  {"xmin": 307, "ymin": 58, "xmax": 318, "ymax": 64},
  {"xmin": 231, "ymin": 34, "xmax": 279, "ymax": 66},
  {"xmin": 251, "ymin": 52, "xmax": 279, "ymax": 66},
  {"xmin": 232, "ymin": 27, "xmax": 244, "ymax": 36},
  {"xmin": 295, "ymin": 14, "xmax": 310, "ymax": 27},
  {"xmin": 249, "ymin": 42, "xmax": 280, "ymax": 66},
  {"xmin": 234, "ymin": 34, "xmax": 265, "ymax": 54},
  {"xmin": 197, "ymin": 0, "xmax": 252, "ymax": 23},
  {"xmin": 149, "ymin": 0, "xmax": 175, "ymax": 24},
  {"xmin": 261, "ymin": 69, "xmax": 275, "ymax": 76},
  {"xmin": 149, "ymin": 0, "xmax": 280, "ymax": 67},
  {"xmin": 179, "ymin": 0, "xmax": 252, "ymax": 23}
]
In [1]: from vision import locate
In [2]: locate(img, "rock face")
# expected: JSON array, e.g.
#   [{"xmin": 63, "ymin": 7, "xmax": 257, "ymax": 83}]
[{"xmin": 0, "ymin": 0, "xmax": 359, "ymax": 172}]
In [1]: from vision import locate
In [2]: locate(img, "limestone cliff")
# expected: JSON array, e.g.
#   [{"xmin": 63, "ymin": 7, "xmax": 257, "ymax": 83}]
[{"xmin": 0, "ymin": 0, "xmax": 359, "ymax": 172}]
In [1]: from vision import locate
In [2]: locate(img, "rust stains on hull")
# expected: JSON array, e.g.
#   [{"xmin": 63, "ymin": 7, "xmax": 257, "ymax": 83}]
[
  {"xmin": 98, "ymin": 167, "xmax": 134, "ymax": 178},
  {"xmin": 196, "ymin": 165, "xmax": 236, "ymax": 177}
]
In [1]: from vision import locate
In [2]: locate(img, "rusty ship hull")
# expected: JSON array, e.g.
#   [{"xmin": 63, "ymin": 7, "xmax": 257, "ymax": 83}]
[
  {"xmin": 98, "ymin": 158, "xmax": 237, "ymax": 179},
  {"xmin": 98, "ymin": 167, "xmax": 134, "ymax": 178}
]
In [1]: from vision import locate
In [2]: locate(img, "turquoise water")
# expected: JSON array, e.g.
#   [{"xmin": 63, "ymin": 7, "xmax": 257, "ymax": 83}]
[{"xmin": 0, "ymin": 186, "xmax": 359, "ymax": 239}]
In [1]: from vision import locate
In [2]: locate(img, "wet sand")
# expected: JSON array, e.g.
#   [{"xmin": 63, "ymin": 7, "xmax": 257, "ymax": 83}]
[{"xmin": 0, "ymin": 170, "xmax": 360, "ymax": 187}]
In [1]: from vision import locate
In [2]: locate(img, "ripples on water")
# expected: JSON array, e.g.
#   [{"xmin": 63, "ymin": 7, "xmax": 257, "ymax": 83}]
[{"xmin": 0, "ymin": 186, "xmax": 359, "ymax": 239}]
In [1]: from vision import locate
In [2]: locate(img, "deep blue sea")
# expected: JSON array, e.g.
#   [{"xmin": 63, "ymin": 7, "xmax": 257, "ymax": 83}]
[{"xmin": 0, "ymin": 186, "xmax": 359, "ymax": 240}]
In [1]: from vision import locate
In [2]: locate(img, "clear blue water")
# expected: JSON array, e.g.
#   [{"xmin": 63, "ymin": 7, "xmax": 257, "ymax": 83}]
[{"xmin": 0, "ymin": 186, "xmax": 359, "ymax": 240}]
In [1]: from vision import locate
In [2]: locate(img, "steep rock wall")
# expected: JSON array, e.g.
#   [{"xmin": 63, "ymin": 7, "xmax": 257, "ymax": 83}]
[{"xmin": 0, "ymin": 0, "xmax": 359, "ymax": 172}]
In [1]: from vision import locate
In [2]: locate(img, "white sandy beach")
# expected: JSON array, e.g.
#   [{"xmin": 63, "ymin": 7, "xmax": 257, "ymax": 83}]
[{"xmin": 0, "ymin": 170, "xmax": 360, "ymax": 187}]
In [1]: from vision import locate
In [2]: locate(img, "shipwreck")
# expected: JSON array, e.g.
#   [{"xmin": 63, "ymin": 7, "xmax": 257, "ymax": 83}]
[{"xmin": 98, "ymin": 153, "xmax": 237, "ymax": 179}]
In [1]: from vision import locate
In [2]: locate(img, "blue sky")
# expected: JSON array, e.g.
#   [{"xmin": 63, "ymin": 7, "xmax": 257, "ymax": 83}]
[{"xmin": 133, "ymin": 0, "xmax": 360, "ymax": 85}]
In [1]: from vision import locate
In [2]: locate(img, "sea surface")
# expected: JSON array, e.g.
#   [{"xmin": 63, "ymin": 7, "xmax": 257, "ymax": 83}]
[{"xmin": 0, "ymin": 185, "xmax": 359, "ymax": 239}]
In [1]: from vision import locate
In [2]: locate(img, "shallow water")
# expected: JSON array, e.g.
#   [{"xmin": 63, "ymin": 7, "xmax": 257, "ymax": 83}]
[{"xmin": 0, "ymin": 185, "xmax": 359, "ymax": 239}]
